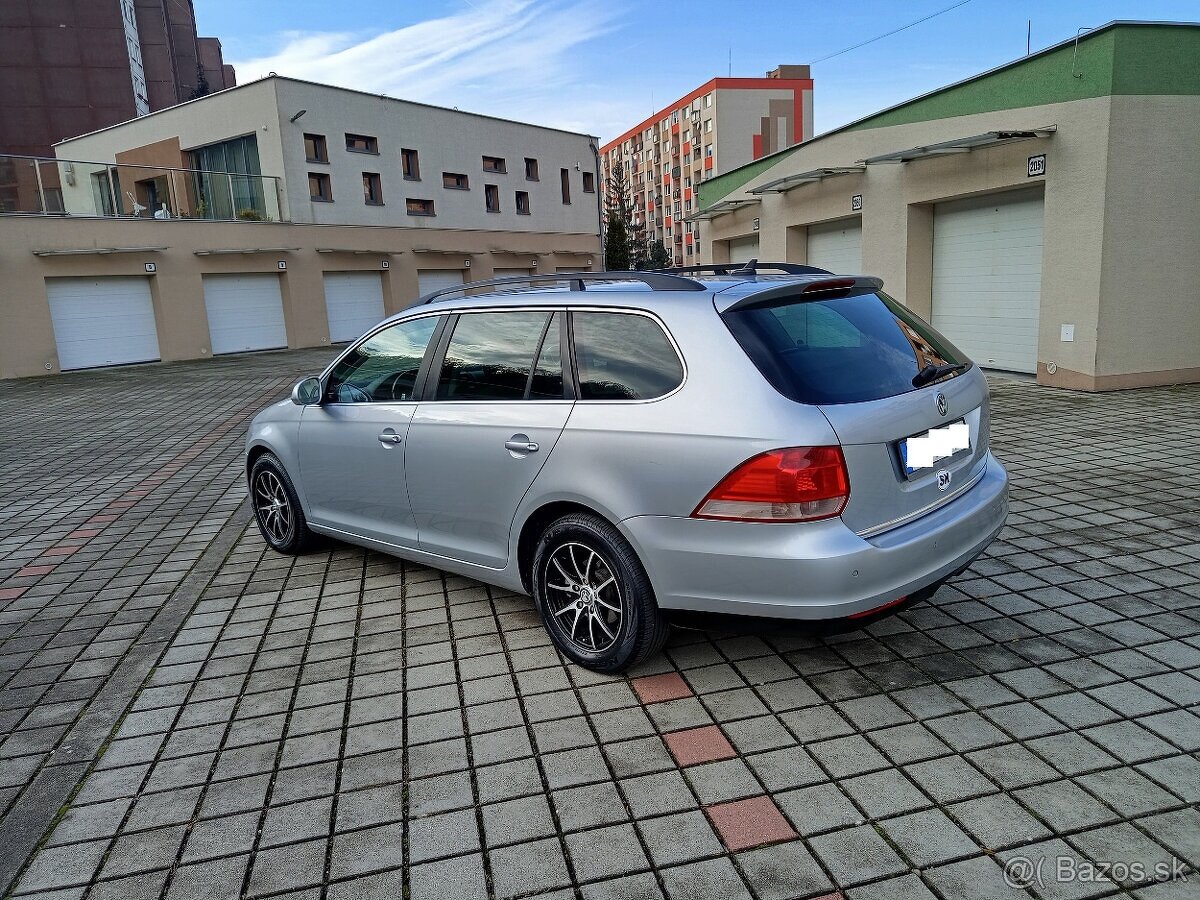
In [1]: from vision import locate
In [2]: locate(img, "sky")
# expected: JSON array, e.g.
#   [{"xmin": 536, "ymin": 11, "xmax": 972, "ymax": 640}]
[{"xmin": 196, "ymin": 0, "xmax": 1198, "ymax": 143}]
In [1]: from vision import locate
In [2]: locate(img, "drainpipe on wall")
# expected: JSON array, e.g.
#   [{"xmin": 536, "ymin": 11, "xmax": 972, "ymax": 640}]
[{"xmin": 590, "ymin": 142, "xmax": 604, "ymax": 268}]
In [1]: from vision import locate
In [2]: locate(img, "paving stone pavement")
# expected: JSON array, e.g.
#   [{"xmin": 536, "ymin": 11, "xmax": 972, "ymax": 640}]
[{"xmin": 1, "ymin": 351, "xmax": 1198, "ymax": 900}]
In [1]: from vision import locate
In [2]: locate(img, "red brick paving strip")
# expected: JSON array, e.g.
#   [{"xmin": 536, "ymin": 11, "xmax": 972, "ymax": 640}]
[
  {"xmin": 0, "ymin": 587, "xmax": 26, "ymax": 601},
  {"xmin": 705, "ymin": 795, "xmax": 798, "ymax": 852},
  {"xmin": 15, "ymin": 566, "xmax": 55, "ymax": 577},
  {"xmin": 663, "ymin": 725, "xmax": 737, "ymax": 767},
  {"xmin": 630, "ymin": 672, "xmax": 694, "ymax": 704}
]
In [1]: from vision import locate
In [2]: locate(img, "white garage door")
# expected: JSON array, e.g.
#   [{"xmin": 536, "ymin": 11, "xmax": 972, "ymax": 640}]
[
  {"xmin": 324, "ymin": 272, "xmax": 385, "ymax": 343},
  {"xmin": 727, "ymin": 235, "xmax": 759, "ymax": 263},
  {"xmin": 807, "ymin": 219, "xmax": 862, "ymax": 274},
  {"xmin": 203, "ymin": 274, "xmax": 287, "ymax": 355},
  {"xmin": 417, "ymin": 269, "xmax": 464, "ymax": 299},
  {"xmin": 932, "ymin": 191, "xmax": 1043, "ymax": 374},
  {"xmin": 46, "ymin": 276, "xmax": 160, "ymax": 370}
]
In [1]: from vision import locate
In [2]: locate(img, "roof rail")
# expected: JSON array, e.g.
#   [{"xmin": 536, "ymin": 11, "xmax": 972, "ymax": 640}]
[
  {"xmin": 416, "ymin": 270, "xmax": 707, "ymax": 305},
  {"xmin": 653, "ymin": 259, "xmax": 834, "ymax": 277}
]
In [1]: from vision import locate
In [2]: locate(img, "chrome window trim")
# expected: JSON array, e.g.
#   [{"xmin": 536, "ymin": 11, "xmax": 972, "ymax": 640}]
[
  {"xmin": 855, "ymin": 465, "xmax": 986, "ymax": 539},
  {"xmin": 324, "ymin": 302, "xmax": 690, "ymax": 406}
]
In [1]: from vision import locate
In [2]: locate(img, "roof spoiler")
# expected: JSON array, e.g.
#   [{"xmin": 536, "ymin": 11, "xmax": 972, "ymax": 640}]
[{"xmin": 720, "ymin": 276, "xmax": 885, "ymax": 313}]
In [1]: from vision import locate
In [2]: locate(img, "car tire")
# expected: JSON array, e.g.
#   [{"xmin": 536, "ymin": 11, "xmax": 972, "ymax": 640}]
[
  {"xmin": 532, "ymin": 512, "xmax": 669, "ymax": 673},
  {"xmin": 249, "ymin": 453, "xmax": 315, "ymax": 555}
]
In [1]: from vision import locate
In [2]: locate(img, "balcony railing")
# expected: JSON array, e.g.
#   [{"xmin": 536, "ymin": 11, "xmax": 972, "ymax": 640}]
[{"xmin": 0, "ymin": 153, "xmax": 284, "ymax": 222}]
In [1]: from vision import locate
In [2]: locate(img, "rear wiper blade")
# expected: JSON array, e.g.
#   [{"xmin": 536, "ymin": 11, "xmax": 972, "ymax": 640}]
[{"xmin": 912, "ymin": 362, "xmax": 968, "ymax": 388}]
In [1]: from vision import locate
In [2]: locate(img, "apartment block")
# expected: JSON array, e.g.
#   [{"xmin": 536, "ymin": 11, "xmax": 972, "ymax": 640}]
[
  {"xmin": 0, "ymin": 0, "xmax": 235, "ymax": 159},
  {"xmin": 600, "ymin": 65, "xmax": 813, "ymax": 265}
]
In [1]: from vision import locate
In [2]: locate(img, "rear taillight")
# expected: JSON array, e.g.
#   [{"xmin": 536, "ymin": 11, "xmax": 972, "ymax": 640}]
[{"xmin": 692, "ymin": 446, "xmax": 850, "ymax": 523}]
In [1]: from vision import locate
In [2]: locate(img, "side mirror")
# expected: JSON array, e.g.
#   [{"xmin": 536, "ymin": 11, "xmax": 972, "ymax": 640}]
[{"xmin": 291, "ymin": 376, "xmax": 323, "ymax": 406}]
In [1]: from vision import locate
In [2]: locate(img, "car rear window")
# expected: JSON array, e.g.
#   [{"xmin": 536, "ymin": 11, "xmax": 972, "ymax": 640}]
[{"xmin": 723, "ymin": 291, "xmax": 968, "ymax": 405}]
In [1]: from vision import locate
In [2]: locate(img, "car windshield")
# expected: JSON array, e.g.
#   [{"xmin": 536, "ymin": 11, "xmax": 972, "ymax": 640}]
[{"xmin": 722, "ymin": 291, "xmax": 969, "ymax": 405}]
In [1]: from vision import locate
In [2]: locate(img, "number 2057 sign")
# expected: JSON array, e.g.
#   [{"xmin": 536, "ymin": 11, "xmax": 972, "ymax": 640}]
[{"xmin": 1028, "ymin": 154, "xmax": 1046, "ymax": 177}]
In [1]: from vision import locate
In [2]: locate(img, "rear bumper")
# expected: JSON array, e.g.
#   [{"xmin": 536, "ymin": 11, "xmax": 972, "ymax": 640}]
[{"xmin": 620, "ymin": 452, "xmax": 1008, "ymax": 620}]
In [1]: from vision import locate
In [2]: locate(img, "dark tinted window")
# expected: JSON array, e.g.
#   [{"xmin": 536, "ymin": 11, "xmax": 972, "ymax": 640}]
[
  {"xmin": 326, "ymin": 316, "xmax": 438, "ymax": 402},
  {"xmin": 573, "ymin": 312, "xmax": 683, "ymax": 400},
  {"xmin": 724, "ymin": 291, "xmax": 968, "ymax": 405},
  {"xmin": 436, "ymin": 311, "xmax": 550, "ymax": 401}
]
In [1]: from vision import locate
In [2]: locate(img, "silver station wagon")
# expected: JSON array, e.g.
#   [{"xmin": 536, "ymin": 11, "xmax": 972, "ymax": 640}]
[{"xmin": 246, "ymin": 263, "xmax": 1008, "ymax": 672}]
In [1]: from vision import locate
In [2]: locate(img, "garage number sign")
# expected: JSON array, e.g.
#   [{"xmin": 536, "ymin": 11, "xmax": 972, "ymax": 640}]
[
  {"xmin": 851, "ymin": 194, "xmax": 863, "ymax": 211},
  {"xmin": 1028, "ymin": 154, "xmax": 1046, "ymax": 177}
]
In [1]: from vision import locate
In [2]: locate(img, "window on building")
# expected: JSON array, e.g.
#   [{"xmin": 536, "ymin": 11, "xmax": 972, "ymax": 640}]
[
  {"xmin": 582, "ymin": 172, "xmax": 595, "ymax": 193},
  {"xmin": 705, "ymin": 119, "xmax": 713, "ymax": 133},
  {"xmin": 693, "ymin": 148, "xmax": 701, "ymax": 161},
  {"xmin": 483, "ymin": 155, "xmax": 507, "ymax": 173},
  {"xmin": 485, "ymin": 184, "xmax": 500, "ymax": 213},
  {"xmin": 524, "ymin": 157, "xmax": 539, "ymax": 180},
  {"xmin": 191, "ymin": 134, "xmax": 264, "ymax": 219},
  {"xmin": 443, "ymin": 172, "xmax": 469, "ymax": 190},
  {"xmin": 705, "ymin": 145, "xmax": 713, "ymax": 158},
  {"xmin": 345, "ymin": 133, "xmax": 379, "ymax": 154},
  {"xmin": 560, "ymin": 168, "xmax": 571, "ymax": 204},
  {"xmin": 303, "ymin": 133, "xmax": 328, "ymax": 163},
  {"xmin": 309, "ymin": 172, "xmax": 332, "ymax": 202},
  {"xmin": 362, "ymin": 172, "xmax": 383, "ymax": 205},
  {"xmin": 704, "ymin": 93, "xmax": 712, "ymax": 107},
  {"xmin": 515, "ymin": 190, "xmax": 530, "ymax": 215},
  {"xmin": 406, "ymin": 198, "xmax": 435, "ymax": 216},
  {"xmin": 402, "ymin": 148, "xmax": 420, "ymax": 180}
]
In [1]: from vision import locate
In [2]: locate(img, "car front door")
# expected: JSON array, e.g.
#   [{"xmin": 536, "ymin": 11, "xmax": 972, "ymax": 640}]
[
  {"xmin": 297, "ymin": 314, "xmax": 442, "ymax": 547},
  {"xmin": 405, "ymin": 309, "xmax": 572, "ymax": 568}
]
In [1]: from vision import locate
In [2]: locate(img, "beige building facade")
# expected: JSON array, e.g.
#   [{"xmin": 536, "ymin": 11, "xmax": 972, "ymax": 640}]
[
  {"xmin": 0, "ymin": 216, "xmax": 597, "ymax": 380},
  {"xmin": 696, "ymin": 22, "xmax": 1200, "ymax": 391},
  {"xmin": 54, "ymin": 76, "xmax": 603, "ymax": 235},
  {"xmin": 0, "ymin": 75, "xmax": 604, "ymax": 379}
]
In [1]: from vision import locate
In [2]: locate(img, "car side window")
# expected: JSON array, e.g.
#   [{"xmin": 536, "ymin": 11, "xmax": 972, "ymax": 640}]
[
  {"xmin": 324, "ymin": 316, "xmax": 439, "ymax": 403},
  {"xmin": 572, "ymin": 311, "xmax": 683, "ymax": 400},
  {"xmin": 435, "ymin": 311, "xmax": 556, "ymax": 401}
]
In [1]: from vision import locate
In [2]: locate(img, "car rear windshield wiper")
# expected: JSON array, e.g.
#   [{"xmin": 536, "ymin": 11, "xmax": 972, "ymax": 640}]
[{"xmin": 912, "ymin": 362, "xmax": 969, "ymax": 388}]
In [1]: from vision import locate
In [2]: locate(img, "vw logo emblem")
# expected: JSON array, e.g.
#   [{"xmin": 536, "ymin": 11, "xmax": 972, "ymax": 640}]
[{"xmin": 935, "ymin": 392, "xmax": 948, "ymax": 416}]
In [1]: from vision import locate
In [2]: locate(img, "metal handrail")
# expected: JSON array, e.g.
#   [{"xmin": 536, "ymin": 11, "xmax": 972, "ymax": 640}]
[
  {"xmin": 417, "ymin": 271, "xmax": 707, "ymax": 305},
  {"xmin": 4, "ymin": 152, "xmax": 277, "ymax": 181}
]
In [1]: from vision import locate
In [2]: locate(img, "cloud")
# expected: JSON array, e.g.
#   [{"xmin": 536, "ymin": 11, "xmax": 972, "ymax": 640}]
[{"xmin": 229, "ymin": 0, "xmax": 639, "ymax": 138}]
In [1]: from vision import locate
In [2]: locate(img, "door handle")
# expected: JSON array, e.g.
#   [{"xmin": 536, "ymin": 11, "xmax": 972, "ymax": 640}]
[
  {"xmin": 504, "ymin": 436, "xmax": 540, "ymax": 454},
  {"xmin": 378, "ymin": 430, "xmax": 402, "ymax": 445}
]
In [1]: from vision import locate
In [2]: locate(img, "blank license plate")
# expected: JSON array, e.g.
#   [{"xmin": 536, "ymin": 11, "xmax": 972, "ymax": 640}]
[{"xmin": 898, "ymin": 421, "xmax": 970, "ymax": 475}]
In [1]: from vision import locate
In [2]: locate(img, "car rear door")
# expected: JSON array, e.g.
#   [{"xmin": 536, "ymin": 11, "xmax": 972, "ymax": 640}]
[
  {"xmin": 297, "ymin": 314, "xmax": 442, "ymax": 547},
  {"xmin": 404, "ymin": 309, "xmax": 571, "ymax": 567},
  {"xmin": 720, "ymin": 286, "xmax": 991, "ymax": 536}
]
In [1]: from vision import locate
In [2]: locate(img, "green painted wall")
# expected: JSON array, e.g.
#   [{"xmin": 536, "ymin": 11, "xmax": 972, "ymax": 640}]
[
  {"xmin": 697, "ymin": 154, "xmax": 791, "ymax": 211},
  {"xmin": 699, "ymin": 24, "xmax": 1200, "ymax": 210},
  {"xmin": 844, "ymin": 29, "xmax": 1118, "ymax": 132},
  {"xmin": 1111, "ymin": 25, "xmax": 1200, "ymax": 95}
]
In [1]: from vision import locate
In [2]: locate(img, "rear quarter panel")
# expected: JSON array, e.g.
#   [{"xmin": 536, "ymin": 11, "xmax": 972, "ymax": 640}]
[{"xmin": 518, "ymin": 302, "xmax": 840, "ymax": 525}]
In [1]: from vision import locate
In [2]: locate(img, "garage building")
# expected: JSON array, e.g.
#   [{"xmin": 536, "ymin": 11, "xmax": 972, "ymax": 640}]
[{"xmin": 695, "ymin": 21, "xmax": 1200, "ymax": 390}]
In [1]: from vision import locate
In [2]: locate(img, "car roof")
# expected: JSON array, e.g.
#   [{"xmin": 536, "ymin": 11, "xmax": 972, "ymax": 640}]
[{"xmin": 381, "ymin": 270, "xmax": 881, "ymax": 324}]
